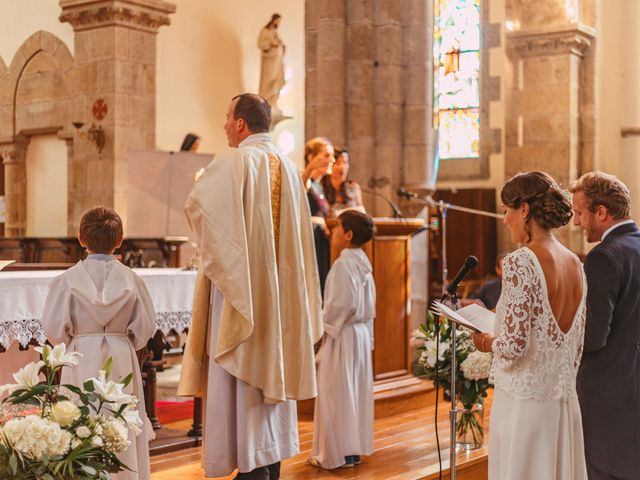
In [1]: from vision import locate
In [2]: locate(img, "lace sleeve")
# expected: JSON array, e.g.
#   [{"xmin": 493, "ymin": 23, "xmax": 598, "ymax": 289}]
[{"xmin": 492, "ymin": 251, "xmax": 534, "ymax": 360}]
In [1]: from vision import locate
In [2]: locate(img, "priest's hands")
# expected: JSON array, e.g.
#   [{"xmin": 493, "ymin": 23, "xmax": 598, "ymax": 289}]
[{"xmin": 472, "ymin": 332, "xmax": 495, "ymax": 353}]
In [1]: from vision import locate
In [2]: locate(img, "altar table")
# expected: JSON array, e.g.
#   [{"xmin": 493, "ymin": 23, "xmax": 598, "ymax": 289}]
[{"xmin": 0, "ymin": 268, "xmax": 196, "ymax": 351}]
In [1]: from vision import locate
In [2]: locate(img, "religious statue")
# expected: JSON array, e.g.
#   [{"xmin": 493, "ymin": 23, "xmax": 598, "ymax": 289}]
[{"xmin": 258, "ymin": 14, "xmax": 286, "ymax": 112}]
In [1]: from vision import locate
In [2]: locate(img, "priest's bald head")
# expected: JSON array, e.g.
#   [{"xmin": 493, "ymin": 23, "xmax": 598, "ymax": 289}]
[{"xmin": 224, "ymin": 93, "xmax": 272, "ymax": 147}]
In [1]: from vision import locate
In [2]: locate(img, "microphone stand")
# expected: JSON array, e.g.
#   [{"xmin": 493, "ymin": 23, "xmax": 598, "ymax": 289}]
[
  {"xmin": 361, "ymin": 189, "xmax": 404, "ymax": 218},
  {"xmin": 403, "ymin": 192, "xmax": 502, "ymax": 480}
]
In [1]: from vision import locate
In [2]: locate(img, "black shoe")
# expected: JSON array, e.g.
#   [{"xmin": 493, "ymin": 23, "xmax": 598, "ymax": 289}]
[
  {"xmin": 268, "ymin": 462, "xmax": 281, "ymax": 479},
  {"xmin": 235, "ymin": 467, "xmax": 270, "ymax": 480},
  {"xmin": 353, "ymin": 455, "xmax": 361, "ymax": 465},
  {"xmin": 341, "ymin": 456, "xmax": 355, "ymax": 468}
]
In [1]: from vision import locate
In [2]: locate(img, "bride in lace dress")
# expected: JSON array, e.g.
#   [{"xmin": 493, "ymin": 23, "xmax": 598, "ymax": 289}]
[{"xmin": 473, "ymin": 172, "xmax": 588, "ymax": 479}]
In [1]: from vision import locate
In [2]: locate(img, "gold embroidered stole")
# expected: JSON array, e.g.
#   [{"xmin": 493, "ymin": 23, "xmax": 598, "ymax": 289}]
[{"xmin": 268, "ymin": 153, "xmax": 282, "ymax": 267}]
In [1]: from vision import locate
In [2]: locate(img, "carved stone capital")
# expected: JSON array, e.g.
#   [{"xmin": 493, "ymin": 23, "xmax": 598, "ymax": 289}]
[
  {"xmin": 0, "ymin": 137, "xmax": 29, "ymax": 165},
  {"xmin": 507, "ymin": 23, "xmax": 596, "ymax": 59},
  {"xmin": 59, "ymin": 0, "xmax": 176, "ymax": 33}
]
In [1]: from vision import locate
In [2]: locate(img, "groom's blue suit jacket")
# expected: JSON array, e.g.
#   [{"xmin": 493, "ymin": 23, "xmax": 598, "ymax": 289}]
[{"xmin": 577, "ymin": 221, "xmax": 640, "ymax": 478}]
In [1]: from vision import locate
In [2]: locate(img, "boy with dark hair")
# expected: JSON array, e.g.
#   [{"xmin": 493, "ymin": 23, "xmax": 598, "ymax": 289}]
[
  {"xmin": 42, "ymin": 207, "xmax": 156, "ymax": 480},
  {"xmin": 309, "ymin": 210, "xmax": 376, "ymax": 469}
]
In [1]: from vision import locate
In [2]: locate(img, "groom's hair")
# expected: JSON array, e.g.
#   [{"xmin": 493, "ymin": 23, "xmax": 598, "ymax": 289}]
[
  {"xmin": 569, "ymin": 171, "xmax": 631, "ymax": 220},
  {"xmin": 79, "ymin": 207, "xmax": 123, "ymax": 254}
]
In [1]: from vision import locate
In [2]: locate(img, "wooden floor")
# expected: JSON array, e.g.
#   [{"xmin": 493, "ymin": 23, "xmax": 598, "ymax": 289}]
[{"xmin": 150, "ymin": 393, "xmax": 491, "ymax": 480}]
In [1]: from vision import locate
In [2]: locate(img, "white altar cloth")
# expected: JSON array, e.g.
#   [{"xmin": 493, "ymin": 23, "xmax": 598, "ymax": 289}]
[{"xmin": 0, "ymin": 268, "xmax": 197, "ymax": 350}]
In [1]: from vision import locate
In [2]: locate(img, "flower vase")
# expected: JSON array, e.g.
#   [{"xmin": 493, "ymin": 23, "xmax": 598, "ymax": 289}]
[{"xmin": 455, "ymin": 403, "xmax": 484, "ymax": 450}]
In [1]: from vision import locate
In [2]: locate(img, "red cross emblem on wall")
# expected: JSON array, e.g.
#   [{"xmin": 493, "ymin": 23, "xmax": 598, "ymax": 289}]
[{"xmin": 92, "ymin": 99, "xmax": 108, "ymax": 121}]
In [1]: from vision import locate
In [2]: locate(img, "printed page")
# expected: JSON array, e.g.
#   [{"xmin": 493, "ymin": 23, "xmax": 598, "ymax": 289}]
[{"xmin": 430, "ymin": 301, "xmax": 494, "ymax": 334}]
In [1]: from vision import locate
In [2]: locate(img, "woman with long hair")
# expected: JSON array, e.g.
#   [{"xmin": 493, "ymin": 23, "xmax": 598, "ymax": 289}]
[
  {"xmin": 321, "ymin": 147, "xmax": 364, "ymax": 217},
  {"xmin": 302, "ymin": 137, "xmax": 335, "ymax": 294}
]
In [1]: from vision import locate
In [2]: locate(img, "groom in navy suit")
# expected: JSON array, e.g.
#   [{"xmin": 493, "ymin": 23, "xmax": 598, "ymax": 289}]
[{"xmin": 570, "ymin": 172, "xmax": 640, "ymax": 480}]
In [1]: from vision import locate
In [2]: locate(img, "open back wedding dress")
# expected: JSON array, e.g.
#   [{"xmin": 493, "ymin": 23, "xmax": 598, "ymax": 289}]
[{"xmin": 489, "ymin": 247, "xmax": 588, "ymax": 480}]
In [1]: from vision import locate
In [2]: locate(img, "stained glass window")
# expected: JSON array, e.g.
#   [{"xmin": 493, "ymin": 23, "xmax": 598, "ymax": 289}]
[{"xmin": 434, "ymin": 0, "xmax": 481, "ymax": 160}]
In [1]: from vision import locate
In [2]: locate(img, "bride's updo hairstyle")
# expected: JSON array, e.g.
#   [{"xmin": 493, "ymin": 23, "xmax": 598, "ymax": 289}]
[{"xmin": 501, "ymin": 172, "xmax": 573, "ymax": 237}]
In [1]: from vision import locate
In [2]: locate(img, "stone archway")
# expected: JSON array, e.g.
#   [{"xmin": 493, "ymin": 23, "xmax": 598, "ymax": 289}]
[{"xmin": 0, "ymin": 31, "xmax": 75, "ymax": 237}]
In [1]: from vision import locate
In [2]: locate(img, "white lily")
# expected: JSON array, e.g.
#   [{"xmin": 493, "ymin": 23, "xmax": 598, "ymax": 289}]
[
  {"xmin": 120, "ymin": 405, "xmax": 143, "ymax": 435},
  {"xmin": 87, "ymin": 370, "xmax": 136, "ymax": 405},
  {"xmin": 0, "ymin": 361, "xmax": 45, "ymax": 396},
  {"xmin": 35, "ymin": 344, "xmax": 82, "ymax": 369}
]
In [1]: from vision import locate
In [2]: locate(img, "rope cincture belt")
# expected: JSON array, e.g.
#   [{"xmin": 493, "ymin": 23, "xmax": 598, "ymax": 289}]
[{"xmin": 74, "ymin": 332, "xmax": 129, "ymax": 338}]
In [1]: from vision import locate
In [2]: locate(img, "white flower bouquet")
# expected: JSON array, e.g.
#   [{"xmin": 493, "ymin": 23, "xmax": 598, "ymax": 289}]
[
  {"xmin": 413, "ymin": 312, "xmax": 493, "ymax": 449},
  {"xmin": 0, "ymin": 344, "xmax": 142, "ymax": 479}
]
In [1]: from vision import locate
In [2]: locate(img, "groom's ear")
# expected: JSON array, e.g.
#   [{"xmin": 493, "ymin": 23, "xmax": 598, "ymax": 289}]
[{"xmin": 595, "ymin": 204, "xmax": 609, "ymax": 221}]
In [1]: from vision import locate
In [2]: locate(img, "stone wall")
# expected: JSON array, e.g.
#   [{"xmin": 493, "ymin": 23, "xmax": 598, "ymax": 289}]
[
  {"xmin": 305, "ymin": 0, "xmax": 437, "ymax": 216},
  {"xmin": 0, "ymin": 0, "xmax": 174, "ymax": 236}
]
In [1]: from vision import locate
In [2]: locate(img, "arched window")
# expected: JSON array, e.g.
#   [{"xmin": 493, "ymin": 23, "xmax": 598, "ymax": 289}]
[{"xmin": 434, "ymin": 0, "xmax": 481, "ymax": 160}]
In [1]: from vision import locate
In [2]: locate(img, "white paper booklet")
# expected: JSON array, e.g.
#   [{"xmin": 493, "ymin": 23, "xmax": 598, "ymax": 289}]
[
  {"xmin": 0, "ymin": 260, "xmax": 15, "ymax": 271},
  {"xmin": 430, "ymin": 301, "xmax": 495, "ymax": 334}
]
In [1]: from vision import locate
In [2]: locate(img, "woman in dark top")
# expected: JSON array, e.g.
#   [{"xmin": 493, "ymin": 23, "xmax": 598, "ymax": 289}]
[
  {"xmin": 321, "ymin": 147, "xmax": 364, "ymax": 217},
  {"xmin": 180, "ymin": 133, "xmax": 201, "ymax": 152},
  {"xmin": 302, "ymin": 137, "xmax": 335, "ymax": 294}
]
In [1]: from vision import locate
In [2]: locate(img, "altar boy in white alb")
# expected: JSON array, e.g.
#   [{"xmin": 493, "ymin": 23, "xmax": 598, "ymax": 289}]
[
  {"xmin": 41, "ymin": 207, "xmax": 156, "ymax": 480},
  {"xmin": 310, "ymin": 210, "xmax": 376, "ymax": 469}
]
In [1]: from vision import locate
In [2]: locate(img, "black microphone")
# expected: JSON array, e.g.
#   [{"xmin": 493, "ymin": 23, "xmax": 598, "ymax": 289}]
[
  {"xmin": 362, "ymin": 189, "xmax": 404, "ymax": 218},
  {"xmin": 397, "ymin": 188, "xmax": 418, "ymax": 199},
  {"xmin": 441, "ymin": 255, "xmax": 479, "ymax": 301}
]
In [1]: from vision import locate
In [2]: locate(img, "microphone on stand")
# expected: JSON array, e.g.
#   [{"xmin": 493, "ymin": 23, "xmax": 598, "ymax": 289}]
[
  {"xmin": 441, "ymin": 255, "xmax": 479, "ymax": 301},
  {"xmin": 361, "ymin": 189, "xmax": 404, "ymax": 218}
]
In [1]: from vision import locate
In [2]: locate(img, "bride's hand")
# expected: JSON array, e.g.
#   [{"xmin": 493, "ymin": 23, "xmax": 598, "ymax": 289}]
[{"xmin": 472, "ymin": 332, "xmax": 494, "ymax": 353}]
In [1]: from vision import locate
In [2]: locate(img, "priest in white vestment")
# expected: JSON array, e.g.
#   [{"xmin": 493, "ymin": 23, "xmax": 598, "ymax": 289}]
[
  {"xmin": 41, "ymin": 207, "xmax": 156, "ymax": 480},
  {"xmin": 178, "ymin": 93, "xmax": 323, "ymax": 480},
  {"xmin": 309, "ymin": 211, "xmax": 376, "ymax": 469}
]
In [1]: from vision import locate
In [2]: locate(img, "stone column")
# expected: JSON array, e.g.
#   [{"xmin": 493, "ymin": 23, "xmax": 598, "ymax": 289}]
[
  {"xmin": 345, "ymin": 1, "xmax": 375, "ymax": 200},
  {"xmin": 0, "ymin": 137, "xmax": 29, "ymax": 237},
  {"xmin": 372, "ymin": 0, "xmax": 404, "ymax": 212},
  {"xmin": 309, "ymin": 0, "xmax": 346, "ymax": 144},
  {"xmin": 619, "ymin": 0, "xmax": 640, "ymax": 218},
  {"xmin": 402, "ymin": 0, "xmax": 436, "ymax": 197},
  {"xmin": 59, "ymin": 0, "xmax": 175, "ymax": 232},
  {"xmin": 506, "ymin": 24, "xmax": 595, "ymax": 248},
  {"xmin": 306, "ymin": 0, "xmax": 436, "ymax": 215}
]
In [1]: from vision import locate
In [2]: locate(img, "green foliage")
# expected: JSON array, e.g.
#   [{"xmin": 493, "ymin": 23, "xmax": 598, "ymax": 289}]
[
  {"xmin": 0, "ymin": 353, "xmax": 138, "ymax": 479},
  {"xmin": 414, "ymin": 311, "xmax": 492, "ymax": 410}
]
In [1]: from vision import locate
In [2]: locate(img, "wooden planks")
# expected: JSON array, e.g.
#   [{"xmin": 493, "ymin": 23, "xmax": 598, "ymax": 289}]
[{"xmin": 151, "ymin": 393, "xmax": 491, "ymax": 480}]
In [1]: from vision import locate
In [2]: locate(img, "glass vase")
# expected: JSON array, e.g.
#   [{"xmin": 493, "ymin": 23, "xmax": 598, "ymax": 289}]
[{"xmin": 455, "ymin": 403, "xmax": 484, "ymax": 450}]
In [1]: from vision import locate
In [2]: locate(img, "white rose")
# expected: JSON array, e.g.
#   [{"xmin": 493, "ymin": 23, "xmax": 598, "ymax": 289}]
[
  {"xmin": 461, "ymin": 351, "xmax": 493, "ymax": 381},
  {"xmin": 49, "ymin": 401, "xmax": 81, "ymax": 427},
  {"xmin": 71, "ymin": 438, "xmax": 82, "ymax": 449},
  {"xmin": 75, "ymin": 426, "xmax": 91, "ymax": 439},
  {"xmin": 91, "ymin": 436, "xmax": 104, "ymax": 447},
  {"xmin": 102, "ymin": 418, "xmax": 130, "ymax": 453}
]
